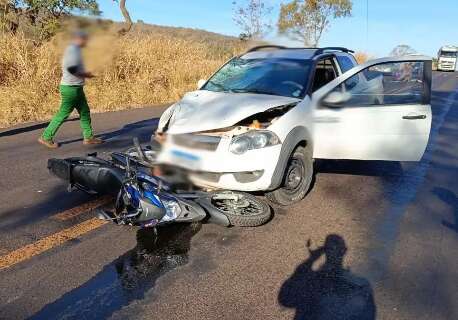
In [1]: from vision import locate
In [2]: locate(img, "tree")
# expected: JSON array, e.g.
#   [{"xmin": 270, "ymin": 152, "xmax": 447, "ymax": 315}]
[
  {"xmin": 278, "ymin": 0, "xmax": 352, "ymax": 47},
  {"xmin": 389, "ymin": 45, "xmax": 416, "ymax": 57},
  {"xmin": 232, "ymin": 0, "xmax": 273, "ymax": 40},
  {"xmin": 20, "ymin": 0, "xmax": 99, "ymax": 17},
  {"xmin": 113, "ymin": 0, "xmax": 133, "ymax": 35},
  {"xmin": 353, "ymin": 51, "xmax": 370, "ymax": 63},
  {"xmin": 0, "ymin": 0, "xmax": 19, "ymax": 33},
  {"xmin": 0, "ymin": 0, "xmax": 100, "ymax": 38}
]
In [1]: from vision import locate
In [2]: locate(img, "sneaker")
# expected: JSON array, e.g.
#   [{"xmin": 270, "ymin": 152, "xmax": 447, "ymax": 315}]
[
  {"xmin": 83, "ymin": 137, "xmax": 104, "ymax": 145},
  {"xmin": 38, "ymin": 137, "xmax": 59, "ymax": 149}
]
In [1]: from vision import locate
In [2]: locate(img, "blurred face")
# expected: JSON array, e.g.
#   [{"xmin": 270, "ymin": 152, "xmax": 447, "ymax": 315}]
[{"xmin": 74, "ymin": 36, "xmax": 89, "ymax": 48}]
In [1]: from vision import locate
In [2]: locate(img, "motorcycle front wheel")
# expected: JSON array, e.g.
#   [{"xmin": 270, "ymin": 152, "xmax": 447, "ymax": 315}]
[{"xmin": 208, "ymin": 191, "xmax": 272, "ymax": 227}]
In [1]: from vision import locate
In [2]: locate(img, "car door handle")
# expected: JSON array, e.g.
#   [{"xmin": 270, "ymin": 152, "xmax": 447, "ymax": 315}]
[{"xmin": 402, "ymin": 115, "xmax": 427, "ymax": 120}]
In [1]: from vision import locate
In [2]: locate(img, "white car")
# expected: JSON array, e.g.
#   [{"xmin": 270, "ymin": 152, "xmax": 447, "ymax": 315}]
[{"xmin": 156, "ymin": 46, "xmax": 432, "ymax": 205}]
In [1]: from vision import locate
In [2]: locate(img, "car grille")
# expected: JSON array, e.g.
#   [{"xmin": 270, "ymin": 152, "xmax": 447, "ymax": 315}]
[
  {"xmin": 191, "ymin": 171, "xmax": 222, "ymax": 182},
  {"xmin": 171, "ymin": 134, "xmax": 221, "ymax": 151}
]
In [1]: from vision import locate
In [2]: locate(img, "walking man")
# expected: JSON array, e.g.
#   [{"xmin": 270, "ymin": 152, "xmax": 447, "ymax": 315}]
[{"xmin": 39, "ymin": 31, "xmax": 103, "ymax": 148}]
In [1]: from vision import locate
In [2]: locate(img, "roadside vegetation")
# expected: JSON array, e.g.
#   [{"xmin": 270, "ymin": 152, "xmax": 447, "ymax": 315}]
[
  {"xmin": 0, "ymin": 0, "xmax": 359, "ymax": 128},
  {"xmin": 0, "ymin": 22, "xmax": 245, "ymax": 127}
]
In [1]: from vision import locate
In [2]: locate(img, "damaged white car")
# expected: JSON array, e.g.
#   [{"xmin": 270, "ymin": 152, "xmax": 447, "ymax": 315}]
[{"xmin": 156, "ymin": 46, "xmax": 432, "ymax": 205}]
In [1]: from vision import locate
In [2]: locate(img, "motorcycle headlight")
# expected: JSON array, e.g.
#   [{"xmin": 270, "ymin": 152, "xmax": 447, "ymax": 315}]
[
  {"xmin": 229, "ymin": 130, "xmax": 280, "ymax": 155},
  {"xmin": 161, "ymin": 199, "xmax": 181, "ymax": 221}
]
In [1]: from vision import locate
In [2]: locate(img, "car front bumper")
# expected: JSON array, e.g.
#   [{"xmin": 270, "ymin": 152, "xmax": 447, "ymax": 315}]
[
  {"xmin": 157, "ymin": 141, "xmax": 282, "ymax": 191},
  {"xmin": 438, "ymin": 62, "xmax": 456, "ymax": 71}
]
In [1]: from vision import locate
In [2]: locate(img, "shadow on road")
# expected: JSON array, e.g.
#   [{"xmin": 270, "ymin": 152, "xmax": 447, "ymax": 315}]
[
  {"xmin": 278, "ymin": 234, "xmax": 376, "ymax": 320},
  {"xmin": 0, "ymin": 117, "xmax": 160, "ymax": 231},
  {"xmin": 59, "ymin": 118, "xmax": 159, "ymax": 147},
  {"xmin": 0, "ymin": 185, "xmax": 95, "ymax": 233},
  {"xmin": 31, "ymin": 223, "xmax": 202, "ymax": 320},
  {"xmin": 315, "ymin": 159, "xmax": 403, "ymax": 177},
  {"xmin": 433, "ymin": 187, "xmax": 458, "ymax": 233},
  {"xmin": 0, "ymin": 118, "xmax": 79, "ymax": 138}
]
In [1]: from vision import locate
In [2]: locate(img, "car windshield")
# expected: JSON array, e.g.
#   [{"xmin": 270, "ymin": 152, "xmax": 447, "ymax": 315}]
[
  {"xmin": 202, "ymin": 57, "xmax": 312, "ymax": 98},
  {"xmin": 440, "ymin": 51, "xmax": 457, "ymax": 58}
]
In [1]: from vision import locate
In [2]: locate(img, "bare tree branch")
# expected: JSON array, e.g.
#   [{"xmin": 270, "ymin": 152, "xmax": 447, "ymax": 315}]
[
  {"xmin": 232, "ymin": 0, "xmax": 272, "ymax": 40},
  {"xmin": 118, "ymin": 0, "xmax": 132, "ymax": 35}
]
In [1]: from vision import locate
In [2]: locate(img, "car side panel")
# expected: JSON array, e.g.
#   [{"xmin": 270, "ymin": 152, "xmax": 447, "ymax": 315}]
[
  {"xmin": 312, "ymin": 103, "xmax": 432, "ymax": 161},
  {"xmin": 267, "ymin": 97, "xmax": 313, "ymax": 189},
  {"xmin": 311, "ymin": 56, "xmax": 433, "ymax": 161}
]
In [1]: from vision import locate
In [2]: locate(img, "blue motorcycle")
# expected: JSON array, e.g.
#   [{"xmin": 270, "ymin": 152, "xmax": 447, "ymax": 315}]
[{"xmin": 47, "ymin": 141, "xmax": 271, "ymax": 228}]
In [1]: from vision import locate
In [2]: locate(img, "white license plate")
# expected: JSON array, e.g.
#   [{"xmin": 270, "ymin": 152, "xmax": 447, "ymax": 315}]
[{"xmin": 170, "ymin": 150, "xmax": 201, "ymax": 170}]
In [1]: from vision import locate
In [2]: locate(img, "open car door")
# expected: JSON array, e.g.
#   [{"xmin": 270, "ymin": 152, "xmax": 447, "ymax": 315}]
[{"xmin": 311, "ymin": 56, "xmax": 432, "ymax": 161}]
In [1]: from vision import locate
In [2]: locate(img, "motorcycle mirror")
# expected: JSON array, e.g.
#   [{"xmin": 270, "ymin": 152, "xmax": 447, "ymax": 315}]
[
  {"xmin": 133, "ymin": 137, "xmax": 146, "ymax": 161},
  {"xmin": 125, "ymin": 154, "xmax": 131, "ymax": 178}
]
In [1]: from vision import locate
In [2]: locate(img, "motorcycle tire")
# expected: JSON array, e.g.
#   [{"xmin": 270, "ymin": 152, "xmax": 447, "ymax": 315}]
[{"xmin": 207, "ymin": 191, "xmax": 272, "ymax": 227}]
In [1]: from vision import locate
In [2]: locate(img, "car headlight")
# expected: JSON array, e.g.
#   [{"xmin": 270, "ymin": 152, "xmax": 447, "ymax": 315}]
[{"xmin": 229, "ymin": 130, "xmax": 280, "ymax": 155}]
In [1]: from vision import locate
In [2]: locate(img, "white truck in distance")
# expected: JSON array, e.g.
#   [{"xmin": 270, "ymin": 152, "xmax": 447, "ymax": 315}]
[{"xmin": 437, "ymin": 46, "xmax": 457, "ymax": 71}]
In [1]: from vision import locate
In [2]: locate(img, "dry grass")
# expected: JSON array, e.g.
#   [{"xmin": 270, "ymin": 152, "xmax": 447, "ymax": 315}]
[
  {"xmin": 0, "ymin": 28, "xmax": 245, "ymax": 127},
  {"xmin": 353, "ymin": 51, "xmax": 372, "ymax": 64}
]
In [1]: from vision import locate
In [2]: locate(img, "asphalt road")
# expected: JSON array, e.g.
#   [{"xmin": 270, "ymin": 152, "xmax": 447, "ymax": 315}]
[{"xmin": 0, "ymin": 72, "xmax": 457, "ymax": 320}]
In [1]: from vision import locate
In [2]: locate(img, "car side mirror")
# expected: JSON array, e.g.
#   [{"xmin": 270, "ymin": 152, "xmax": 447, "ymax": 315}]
[
  {"xmin": 322, "ymin": 91, "xmax": 351, "ymax": 108},
  {"xmin": 197, "ymin": 79, "xmax": 207, "ymax": 90}
]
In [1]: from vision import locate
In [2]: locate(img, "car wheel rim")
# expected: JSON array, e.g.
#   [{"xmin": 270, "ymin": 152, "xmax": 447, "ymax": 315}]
[{"xmin": 285, "ymin": 158, "xmax": 304, "ymax": 191}]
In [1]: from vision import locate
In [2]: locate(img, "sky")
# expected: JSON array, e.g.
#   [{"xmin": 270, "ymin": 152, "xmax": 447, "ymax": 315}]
[{"xmin": 97, "ymin": 0, "xmax": 457, "ymax": 57}]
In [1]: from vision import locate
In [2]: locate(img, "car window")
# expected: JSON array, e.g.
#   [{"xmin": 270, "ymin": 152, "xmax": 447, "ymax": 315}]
[
  {"xmin": 439, "ymin": 51, "xmax": 457, "ymax": 58},
  {"xmin": 344, "ymin": 74, "xmax": 360, "ymax": 90},
  {"xmin": 312, "ymin": 58, "xmax": 338, "ymax": 92},
  {"xmin": 336, "ymin": 56, "xmax": 356, "ymax": 73},
  {"xmin": 324, "ymin": 61, "xmax": 426, "ymax": 106},
  {"xmin": 202, "ymin": 57, "xmax": 312, "ymax": 98}
]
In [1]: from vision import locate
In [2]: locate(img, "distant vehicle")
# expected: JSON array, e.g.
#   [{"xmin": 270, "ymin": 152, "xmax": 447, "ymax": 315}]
[
  {"xmin": 155, "ymin": 46, "xmax": 433, "ymax": 206},
  {"xmin": 437, "ymin": 46, "xmax": 457, "ymax": 71}
]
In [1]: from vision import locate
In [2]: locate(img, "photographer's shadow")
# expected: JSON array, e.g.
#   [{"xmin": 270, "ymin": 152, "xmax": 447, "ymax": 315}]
[{"xmin": 278, "ymin": 235, "xmax": 376, "ymax": 320}]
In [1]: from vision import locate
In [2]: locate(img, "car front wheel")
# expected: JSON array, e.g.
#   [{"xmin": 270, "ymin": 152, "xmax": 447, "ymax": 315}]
[{"xmin": 266, "ymin": 145, "xmax": 313, "ymax": 206}]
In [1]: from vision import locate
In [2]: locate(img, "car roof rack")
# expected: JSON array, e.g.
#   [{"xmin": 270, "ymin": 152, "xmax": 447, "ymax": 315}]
[
  {"xmin": 314, "ymin": 47, "xmax": 355, "ymax": 55},
  {"xmin": 245, "ymin": 45, "xmax": 288, "ymax": 53},
  {"xmin": 242, "ymin": 45, "xmax": 354, "ymax": 57}
]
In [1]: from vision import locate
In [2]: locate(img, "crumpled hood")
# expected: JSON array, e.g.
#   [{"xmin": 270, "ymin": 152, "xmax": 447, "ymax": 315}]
[{"xmin": 165, "ymin": 90, "xmax": 301, "ymax": 134}]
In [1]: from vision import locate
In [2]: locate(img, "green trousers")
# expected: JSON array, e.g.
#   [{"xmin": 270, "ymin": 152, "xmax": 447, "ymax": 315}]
[{"xmin": 42, "ymin": 85, "xmax": 93, "ymax": 141}]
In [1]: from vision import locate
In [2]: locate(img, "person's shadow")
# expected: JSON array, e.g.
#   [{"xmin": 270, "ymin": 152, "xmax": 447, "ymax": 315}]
[
  {"xmin": 433, "ymin": 187, "xmax": 458, "ymax": 234},
  {"xmin": 278, "ymin": 234, "xmax": 376, "ymax": 320}
]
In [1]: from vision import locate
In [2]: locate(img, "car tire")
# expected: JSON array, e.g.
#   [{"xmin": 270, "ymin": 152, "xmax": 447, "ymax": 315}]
[{"xmin": 266, "ymin": 145, "xmax": 313, "ymax": 206}]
